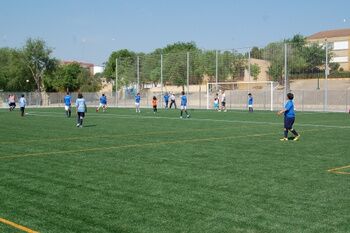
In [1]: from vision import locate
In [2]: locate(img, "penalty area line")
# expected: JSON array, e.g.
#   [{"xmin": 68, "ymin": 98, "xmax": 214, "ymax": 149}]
[{"xmin": 0, "ymin": 217, "xmax": 39, "ymax": 233}]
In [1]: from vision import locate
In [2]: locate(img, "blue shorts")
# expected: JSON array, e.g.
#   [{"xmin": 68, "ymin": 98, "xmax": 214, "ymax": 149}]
[{"xmin": 284, "ymin": 117, "xmax": 295, "ymax": 129}]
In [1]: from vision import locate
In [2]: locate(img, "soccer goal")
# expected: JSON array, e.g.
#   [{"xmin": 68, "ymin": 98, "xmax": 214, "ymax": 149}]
[{"xmin": 206, "ymin": 81, "xmax": 276, "ymax": 111}]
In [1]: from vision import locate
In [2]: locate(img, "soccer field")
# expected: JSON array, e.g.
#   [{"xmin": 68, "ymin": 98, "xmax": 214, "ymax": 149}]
[{"xmin": 0, "ymin": 108, "xmax": 349, "ymax": 233}]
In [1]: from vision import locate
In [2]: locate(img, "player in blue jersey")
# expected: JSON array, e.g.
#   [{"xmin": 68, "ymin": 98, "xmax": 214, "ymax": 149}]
[
  {"xmin": 76, "ymin": 93, "xmax": 87, "ymax": 128},
  {"xmin": 64, "ymin": 92, "xmax": 72, "ymax": 117},
  {"xmin": 278, "ymin": 93, "xmax": 300, "ymax": 141},
  {"xmin": 164, "ymin": 92, "xmax": 169, "ymax": 109},
  {"xmin": 213, "ymin": 93, "xmax": 219, "ymax": 111},
  {"xmin": 248, "ymin": 93, "xmax": 253, "ymax": 112},
  {"xmin": 135, "ymin": 93, "xmax": 141, "ymax": 113},
  {"xmin": 180, "ymin": 91, "xmax": 190, "ymax": 118},
  {"xmin": 96, "ymin": 93, "xmax": 107, "ymax": 112}
]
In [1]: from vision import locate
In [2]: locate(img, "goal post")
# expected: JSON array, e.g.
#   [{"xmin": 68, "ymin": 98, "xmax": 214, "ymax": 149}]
[{"xmin": 206, "ymin": 81, "xmax": 276, "ymax": 111}]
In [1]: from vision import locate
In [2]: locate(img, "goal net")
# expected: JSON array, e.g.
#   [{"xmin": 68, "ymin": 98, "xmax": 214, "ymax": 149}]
[{"xmin": 206, "ymin": 81, "xmax": 277, "ymax": 111}]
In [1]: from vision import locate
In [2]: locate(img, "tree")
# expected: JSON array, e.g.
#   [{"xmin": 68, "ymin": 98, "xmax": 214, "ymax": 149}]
[
  {"xmin": 161, "ymin": 42, "xmax": 199, "ymax": 88},
  {"xmin": 104, "ymin": 49, "xmax": 137, "ymax": 89},
  {"xmin": 250, "ymin": 47, "xmax": 262, "ymax": 59},
  {"xmin": 78, "ymin": 68, "xmax": 101, "ymax": 92},
  {"xmin": 287, "ymin": 34, "xmax": 306, "ymax": 48},
  {"xmin": 300, "ymin": 43, "xmax": 327, "ymax": 72},
  {"xmin": 21, "ymin": 38, "xmax": 57, "ymax": 103},
  {"xmin": 44, "ymin": 62, "xmax": 100, "ymax": 92},
  {"xmin": 0, "ymin": 48, "xmax": 34, "ymax": 91},
  {"xmin": 250, "ymin": 64, "xmax": 261, "ymax": 80},
  {"xmin": 329, "ymin": 62, "xmax": 340, "ymax": 73}
]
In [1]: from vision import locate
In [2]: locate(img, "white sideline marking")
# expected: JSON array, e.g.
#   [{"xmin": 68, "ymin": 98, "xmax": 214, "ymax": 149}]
[{"xmin": 26, "ymin": 112, "xmax": 350, "ymax": 129}]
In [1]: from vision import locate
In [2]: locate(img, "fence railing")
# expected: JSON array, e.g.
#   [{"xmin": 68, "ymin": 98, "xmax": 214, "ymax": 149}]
[{"xmin": 1, "ymin": 88, "xmax": 349, "ymax": 113}]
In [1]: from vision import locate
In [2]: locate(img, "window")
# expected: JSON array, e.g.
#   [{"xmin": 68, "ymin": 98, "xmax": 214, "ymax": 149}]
[
  {"xmin": 330, "ymin": 56, "xmax": 348, "ymax": 63},
  {"xmin": 333, "ymin": 41, "xmax": 348, "ymax": 50}
]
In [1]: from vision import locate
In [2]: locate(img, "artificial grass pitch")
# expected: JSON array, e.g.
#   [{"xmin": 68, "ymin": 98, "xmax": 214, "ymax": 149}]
[{"xmin": 0, "ymin": 108, "xmax": 349, "ymax": 233}]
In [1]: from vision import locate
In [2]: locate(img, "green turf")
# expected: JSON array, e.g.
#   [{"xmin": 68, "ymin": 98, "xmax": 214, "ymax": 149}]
[{"xmin": 0, "ymin": 107, "xmax": 349, "ymax": 233}]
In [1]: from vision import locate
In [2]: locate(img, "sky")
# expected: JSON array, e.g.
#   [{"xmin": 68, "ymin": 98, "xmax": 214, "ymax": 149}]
[{"xmin": 1, "ymin": 0, "xmax": 349, "ymax": 65}]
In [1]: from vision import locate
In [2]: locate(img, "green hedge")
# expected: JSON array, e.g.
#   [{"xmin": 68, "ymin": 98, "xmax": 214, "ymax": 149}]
[{"xmin": 289, "ymin": 71, "xmax": 350, "ymax": 79}]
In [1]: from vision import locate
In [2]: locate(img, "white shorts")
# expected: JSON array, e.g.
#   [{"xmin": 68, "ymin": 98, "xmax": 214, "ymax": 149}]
[
  {"xmin": 64, "ymin": 105, "xmax": 71, "ymax": 111},
  {"xmin": 248, "ymin": 104, "xmax": 253, "ymax": 108},
  {"xmin": 99, "ymin": 103, "xmax": 106, "ymax": 108},
  {"xmin": 135, "ymin": 102, "xmax": 140, "ymax": 107},
  {"xmin": 181, "ymin": 105, "xmax": 187, "ymax": 110}
]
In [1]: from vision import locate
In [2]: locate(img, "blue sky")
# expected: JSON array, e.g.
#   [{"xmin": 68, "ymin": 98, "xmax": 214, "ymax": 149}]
[{"xmin": 1, "ymin": 0, "xmax": 349, "ymax": 65}]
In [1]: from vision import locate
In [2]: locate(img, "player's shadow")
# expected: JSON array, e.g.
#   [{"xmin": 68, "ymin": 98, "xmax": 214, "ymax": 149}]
[{"xmin": 83, "ymin": 124, "xmax": 97, "ymax": 128}]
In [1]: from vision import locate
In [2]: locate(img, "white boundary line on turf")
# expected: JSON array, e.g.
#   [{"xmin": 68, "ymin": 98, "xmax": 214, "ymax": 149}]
[{"xmin": 26, "ymin": 112, "xmax": 350, "ymax": 129}]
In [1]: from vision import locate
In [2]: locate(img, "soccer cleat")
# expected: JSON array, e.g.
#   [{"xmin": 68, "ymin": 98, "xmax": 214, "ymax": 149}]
[
  {"xmin": 76, "ymin": 123, "xmax": 80, "ymax": 127},
  {"xmin": 186, "ymin": 115, "xmax": 190, "ymax": 118},
  {"xmin": 280, "ymin": 137, "xmax": 288, "ymax": 141},
  {"xmin": 293, "ymin": 135, "xmax": 300, "ymax": 141}
]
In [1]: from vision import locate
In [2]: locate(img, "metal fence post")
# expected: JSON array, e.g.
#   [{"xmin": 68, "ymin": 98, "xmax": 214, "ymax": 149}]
[
  {"xmin": 160, "ymin": 54, "xmax": 163, "ymax": 108},
  {"xmin": 206, "ymin": 83, "xmax": 209, "ymax": 109},
  {"xmin": 115, "ymin": 58, "xmax": 118, "ymax": 107},
  {"xmin": 346, "ymin": 89, "xmax": 348, "ymax": 112},
  {"xmin": 199, "ymin": 85, "xmax": 201, "ymax": 109},
  {"xmin": 270, "ymin": 82, "xmax": 273, "ymax": 111},
  {"xmin": 284, "ymin": 43, "xmax": 288, "ymax": 105},
  {"xmin": 186, "ymin": 52, "xmax": 190, "ymax": 98},
  {"xmin": 324, "ymin": 39, "xmax": 328, "ymax": 112},
  {"xmin": 137, "ymin": 56, "xmax": 140, "ymax": 93},
  {"xmin": 215, "ymin": 50, "xmax": 218, "ymax": 90}
]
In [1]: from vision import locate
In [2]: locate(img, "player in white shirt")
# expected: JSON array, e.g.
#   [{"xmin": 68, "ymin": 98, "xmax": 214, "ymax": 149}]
[
  {"xmin": 75, "ymin": 93, "xmax": 87, "ymax": 127},
  {"xmin": 19, "ymin": 94, "xmax": 26, "ymax": 117},
  {"xmin": 220, "ymin": 90, "xmax": 227, "ymax": 112}
]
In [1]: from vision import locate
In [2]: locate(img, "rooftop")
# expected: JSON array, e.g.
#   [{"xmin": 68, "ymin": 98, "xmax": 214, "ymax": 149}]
[{"xmin": 308, "ymin": 28, "xmax": 350, "ymax": 40}]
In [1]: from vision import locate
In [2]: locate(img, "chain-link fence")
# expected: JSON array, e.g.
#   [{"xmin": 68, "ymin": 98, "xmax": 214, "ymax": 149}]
[
  {"xmin": 1, "ymin": 89, "xmax": 349, "ymax": 112},
  {"xmin": 1, "ymin": 42, "xmax": 350, "ymax": 112}
]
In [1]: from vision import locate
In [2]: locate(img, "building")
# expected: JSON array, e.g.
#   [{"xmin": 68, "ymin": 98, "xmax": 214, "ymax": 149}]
[
  {"xmin": 61, "ymin": 61, "xmax": 104, "ymax": 75},
  {"xmin": 307, "ymin": 28, "xmax": 350, "ymax": 71}
]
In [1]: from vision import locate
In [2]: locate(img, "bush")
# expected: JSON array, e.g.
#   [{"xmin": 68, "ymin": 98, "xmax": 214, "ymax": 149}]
[{"xmin": 289, "ymin": 71, "xmax": 350, "ymax": 79}]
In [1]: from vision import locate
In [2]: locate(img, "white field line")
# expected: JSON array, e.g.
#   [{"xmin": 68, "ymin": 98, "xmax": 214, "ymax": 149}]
[{"xmin": 26, "ymin": 111, "xmax": 350, "ymax": 130}]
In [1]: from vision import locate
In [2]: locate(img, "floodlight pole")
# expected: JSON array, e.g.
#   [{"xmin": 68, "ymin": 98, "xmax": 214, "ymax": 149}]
[
  {"xmin": 324, "ymin": 39, "xmax": 328, "ymax": 112},
  {"xmin": 248, "ymin": 48, "xmax": 251, "ymax": 81},
  {"xmin": 137, "ymin": 56, "xmax": 140, "ymax": 93},
  {"xmin": 248, "ymin": 48, "xmax": 251, "ymax": 92},
  {"xmin": 160, "ymin": 54, "xmax": 163, "ymax": 108},
  {"xmin": 215, "ymin": 50, "xmax": 218, "ymax": 90},
  {"xmin": 187, "ymin": 52, "xmax": 190, "ymax": 97},
  {"xmin": 115, "ymin": 58, "xmax": 118, "ymax": 107},
  {"xmin": 284, "ymin": 43, "xmax": 288, "ymax": 104}
]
